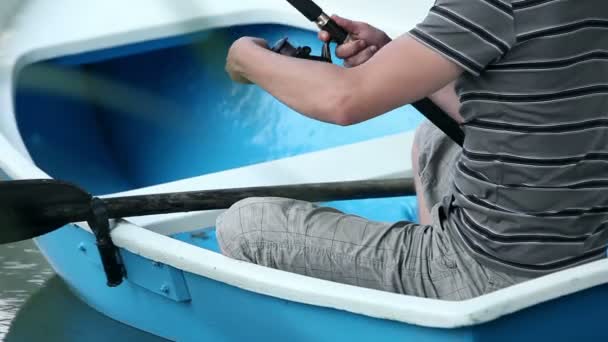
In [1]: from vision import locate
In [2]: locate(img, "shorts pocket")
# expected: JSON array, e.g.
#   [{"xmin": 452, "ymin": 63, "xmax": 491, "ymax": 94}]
[{"xmin": 483, "ymin": 267, "xmax": 518, "ymax": 294}]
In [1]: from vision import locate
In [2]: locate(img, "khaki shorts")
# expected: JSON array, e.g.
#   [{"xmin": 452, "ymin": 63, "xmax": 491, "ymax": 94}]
[{"xmin": 216, "ymin": 121, "xmax": 528, "ymax": 300}]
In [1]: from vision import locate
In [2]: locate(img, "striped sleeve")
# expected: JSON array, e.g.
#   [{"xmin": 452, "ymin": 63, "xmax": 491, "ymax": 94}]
[{"xmin": 409, "ymin": 0, "xmax": 515, "ymax": 76}]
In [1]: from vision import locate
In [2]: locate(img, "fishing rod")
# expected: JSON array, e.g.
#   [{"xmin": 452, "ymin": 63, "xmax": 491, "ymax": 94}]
[
  {"xmin": 277, "ymin": 0, "xmax": 465, "ymax": 146},
  {"xmin": 286, "ymin": 0, "xmax": 349, "ymax": 44}
]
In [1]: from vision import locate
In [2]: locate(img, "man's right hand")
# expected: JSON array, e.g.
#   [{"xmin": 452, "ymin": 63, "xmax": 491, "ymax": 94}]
[{"xmin": 319, "ymin": 15, "xmax": 391, "ymax": 68}]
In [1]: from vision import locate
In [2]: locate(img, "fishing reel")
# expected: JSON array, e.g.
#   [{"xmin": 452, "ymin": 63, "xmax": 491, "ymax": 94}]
[{"xmin": 271, "ymin": 37, "xmax": 333, "ymax": 63}]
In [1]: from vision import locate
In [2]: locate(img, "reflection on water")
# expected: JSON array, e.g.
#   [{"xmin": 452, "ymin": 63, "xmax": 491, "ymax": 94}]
[{"xmin": 0, "ymin": 241, "xmax": 168, "ymax": 342}]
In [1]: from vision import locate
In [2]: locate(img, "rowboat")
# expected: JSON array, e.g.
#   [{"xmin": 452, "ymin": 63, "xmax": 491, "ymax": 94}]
[{"xmin": 1, "ymin": 1, "xmax": 608, "ymax": 341}]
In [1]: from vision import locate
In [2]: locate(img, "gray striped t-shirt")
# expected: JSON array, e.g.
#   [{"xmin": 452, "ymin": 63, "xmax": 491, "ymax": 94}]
[{"xmin": 410, "ymin": 0, "xmax": 608, "ymax": 276}]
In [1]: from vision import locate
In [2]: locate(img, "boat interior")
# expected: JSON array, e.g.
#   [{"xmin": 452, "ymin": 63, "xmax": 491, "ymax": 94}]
[{"xmin": 13, "ymin": 24, "xmax": 422, "ymax": 247}]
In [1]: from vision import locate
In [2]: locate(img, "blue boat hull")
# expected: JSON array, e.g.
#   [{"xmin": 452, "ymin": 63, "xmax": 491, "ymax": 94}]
[
  {"xmin": 35, "ymin": 224, "xmax": 608, "ymax": 341},
  {"xmin": 12, "ymin": 24, "xmax": 608, "ymax": 341}
]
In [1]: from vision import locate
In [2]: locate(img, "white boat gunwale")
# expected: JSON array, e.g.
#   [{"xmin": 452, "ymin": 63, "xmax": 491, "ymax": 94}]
[{"xmin": 1, "ymin": 0, "xmax": 607, "ymax": 331}]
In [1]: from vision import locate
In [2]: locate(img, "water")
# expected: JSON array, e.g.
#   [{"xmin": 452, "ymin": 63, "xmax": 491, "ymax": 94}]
[{"xmin": 0, "ymin": 240, "xmax": 169, "ymax": 342}]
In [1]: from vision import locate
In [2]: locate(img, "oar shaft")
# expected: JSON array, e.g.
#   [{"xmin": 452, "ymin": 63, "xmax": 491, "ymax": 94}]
[
  {"xmin": 412, "ymin": 99, "xmax": 465, "ymax": 146},
  {"xmin": 0, "ymin": 177, "xmax": 416, "ymax": 244},
  {"xmin": 103, "ymin": 178, "xmax": 415, "ymax": 219}
]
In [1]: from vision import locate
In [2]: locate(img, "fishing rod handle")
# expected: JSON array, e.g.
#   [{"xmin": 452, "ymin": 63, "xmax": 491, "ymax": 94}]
[
  {"xmin": 315, "ymin": 13, "xmax": 350, "ymax": 44},
  {"xmin": 285, "ymin": 0, "xmax": 350, "ymax": 44}
]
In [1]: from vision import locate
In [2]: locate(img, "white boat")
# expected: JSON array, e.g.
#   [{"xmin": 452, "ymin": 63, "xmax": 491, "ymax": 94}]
[{"xmin": 1, "ymin": 1, "xmax": 607, "ymax": 341}]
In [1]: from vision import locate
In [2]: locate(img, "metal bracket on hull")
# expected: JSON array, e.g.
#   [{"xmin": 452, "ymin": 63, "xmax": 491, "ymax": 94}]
[
  {"xmin": 121, "ymin": 250, "xmax": 191, "ymax": 302},
  {"xmin": 79, "ymin": 241, "xmax": 191, "ymax": 302},
  {"xmin": 87, "ymin": 198, "xmax": 126, "ymax": 287}
]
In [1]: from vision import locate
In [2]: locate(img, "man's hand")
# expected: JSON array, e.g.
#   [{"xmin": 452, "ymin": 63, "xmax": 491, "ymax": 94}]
[
  {"xmin": 226, "ymin": 37, "xmax": 269, "ymax": 84},
  {"xmin": 319, "ymin": 15, "xmax": 391, "ymax": 67}
]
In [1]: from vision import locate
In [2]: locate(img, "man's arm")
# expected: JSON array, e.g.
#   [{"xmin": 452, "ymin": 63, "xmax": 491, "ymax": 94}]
[
  {"xmin": 226, "ymin": 34, "xmax": 463, "ymax": 126},
  {"xmin": 320, "ymin": 16, "xmax": 463, "ymax": 124}
]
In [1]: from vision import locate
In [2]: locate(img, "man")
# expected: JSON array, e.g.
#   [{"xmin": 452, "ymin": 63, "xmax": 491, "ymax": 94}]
[{"xmin": 218, "ymin": 0, "xmax": 608, "ymax": 300}]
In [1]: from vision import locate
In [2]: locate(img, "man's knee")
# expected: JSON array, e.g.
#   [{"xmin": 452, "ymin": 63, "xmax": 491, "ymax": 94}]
[
  {"xmin": 215, "ymin": 197, "xmax": 292, "ymax": 259},
  {"xmin": 216, "ymin": 197, "xmax": 264, "ymax": 258}
]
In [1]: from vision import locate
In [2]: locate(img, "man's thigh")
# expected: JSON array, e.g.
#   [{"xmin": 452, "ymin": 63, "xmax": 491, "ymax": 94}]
[
  {"xmin": 216, "ymin": 197, "xmax": 414, "ymax": 292},
  {"xmin": 216, "ymin": 197, "xmax": 499, "ymax": 300}
]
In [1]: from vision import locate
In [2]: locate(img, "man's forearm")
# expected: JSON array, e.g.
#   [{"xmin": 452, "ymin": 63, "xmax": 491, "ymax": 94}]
[
  {"xmin": 231, "ymin": 39, "xmax": 356, "ymax": 125},
  {"xmin": 227, "ymin": 35, "xmax": 463, "ymax": 127}
]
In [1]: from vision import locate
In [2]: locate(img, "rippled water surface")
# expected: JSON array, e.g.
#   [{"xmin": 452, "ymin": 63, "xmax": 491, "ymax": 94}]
[
  {"xmin": 0, "ymin": 240, "xmax": 168, "ymax": 341},
  {"xmin": 0, "ymin": 240, "xmax": 53, "ymax": 339}
]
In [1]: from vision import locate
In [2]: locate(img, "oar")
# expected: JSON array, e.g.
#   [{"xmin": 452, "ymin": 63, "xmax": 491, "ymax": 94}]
[{"xmin": 0, "ymin": 177, "xmax": 415, "ymax": 244}]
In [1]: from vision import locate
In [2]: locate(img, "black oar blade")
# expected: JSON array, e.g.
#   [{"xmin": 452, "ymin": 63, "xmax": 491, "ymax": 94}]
[{"xmin": 0, "ymin": 179, "xmax": 92, "ymax": 244}]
